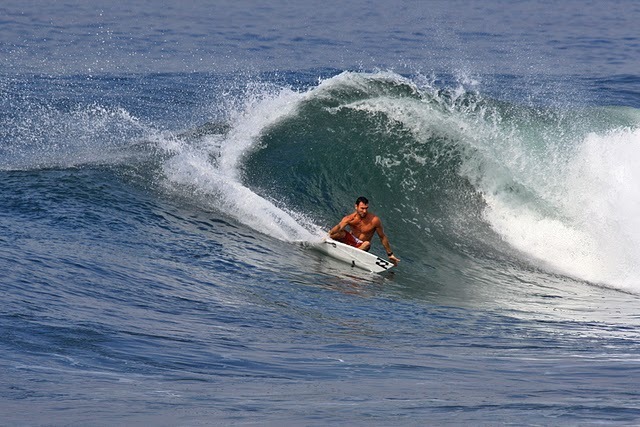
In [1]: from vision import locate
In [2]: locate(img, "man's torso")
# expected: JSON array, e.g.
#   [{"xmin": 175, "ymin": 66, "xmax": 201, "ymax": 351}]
[{"xmin": 347, "ymin": 213, "xmax": 378, "ymax": 241}]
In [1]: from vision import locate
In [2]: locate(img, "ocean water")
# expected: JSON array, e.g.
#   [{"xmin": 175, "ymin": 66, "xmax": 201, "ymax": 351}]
[{"xmin": 2, "ymin": 1, "xmax": 640, "ymax": 425}]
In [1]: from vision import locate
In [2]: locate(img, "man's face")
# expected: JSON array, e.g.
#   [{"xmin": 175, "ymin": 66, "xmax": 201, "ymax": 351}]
[{"xmin": 355, "ymin": 202, "xmax": 369, "ymax": 218}]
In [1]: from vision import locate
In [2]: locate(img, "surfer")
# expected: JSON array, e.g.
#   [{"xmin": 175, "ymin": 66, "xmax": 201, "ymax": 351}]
[{"xmin": 329, "ymin": 196, "xmax": 400, "ymax": 266}]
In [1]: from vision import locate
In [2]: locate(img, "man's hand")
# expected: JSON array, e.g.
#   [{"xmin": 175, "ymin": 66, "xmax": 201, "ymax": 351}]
[{"xmin": 389, "ymin": 254, "xmax": 400, "ymax": 266}]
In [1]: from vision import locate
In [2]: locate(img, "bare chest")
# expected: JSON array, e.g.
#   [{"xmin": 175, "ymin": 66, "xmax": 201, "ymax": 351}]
[{"xmin": 350, "ymin": 217, "xmax": 376, "ymax": 235}]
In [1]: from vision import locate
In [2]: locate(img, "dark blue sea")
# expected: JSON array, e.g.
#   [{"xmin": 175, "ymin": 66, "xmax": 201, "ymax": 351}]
[{"xmin": 2, "ymin": 1, "xmax": 640, "ymax": 425}]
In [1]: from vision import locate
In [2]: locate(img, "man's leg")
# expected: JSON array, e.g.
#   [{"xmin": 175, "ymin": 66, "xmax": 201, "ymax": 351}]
[{"xmin": 329, "ymin": 229, "xmax": 347, "ymax": 240}]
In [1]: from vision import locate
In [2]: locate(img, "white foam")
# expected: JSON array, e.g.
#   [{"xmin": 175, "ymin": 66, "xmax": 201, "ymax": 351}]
[
  {"xmin": 485, "ymin": 127, "xmax": 640, "ymax": 291},
  {"xmin": 563, "ymin": 128, "xmax": 640, "ymax": 287},
  {"xmin": 484, "ymin": 194, "xmax": 610, "ymax": 282}
]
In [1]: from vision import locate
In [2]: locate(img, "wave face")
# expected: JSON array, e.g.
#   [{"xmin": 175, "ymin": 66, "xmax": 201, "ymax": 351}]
[{"xmin": 156, "ymin": 71, "xmax": 640, "ymax": 291}]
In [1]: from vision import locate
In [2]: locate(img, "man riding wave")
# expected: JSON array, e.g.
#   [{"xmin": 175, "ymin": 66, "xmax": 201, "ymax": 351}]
[{"xmin": 329, "ymin": 196, "xmax": 400, "ymax": 266}]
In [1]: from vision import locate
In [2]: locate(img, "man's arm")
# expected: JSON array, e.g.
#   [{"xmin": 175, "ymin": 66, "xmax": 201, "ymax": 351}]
[
  {"xmin": 329, "ymin": 214, "xmax": 353, "ymax": 239},
  {"xmin": 375, "ymin": 219, "xmax": 400, "ymax": 265}
]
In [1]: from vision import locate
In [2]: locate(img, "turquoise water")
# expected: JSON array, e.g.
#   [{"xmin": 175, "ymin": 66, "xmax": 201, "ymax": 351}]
[{"xmin": 2, "ymin": 1, "xmax": 640, "ymax": 425}]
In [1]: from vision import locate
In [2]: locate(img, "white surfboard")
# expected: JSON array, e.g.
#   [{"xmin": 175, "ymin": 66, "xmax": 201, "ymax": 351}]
[{"xmin": 313, "ymin": 237, "xmax": 394, "ymax": 273}]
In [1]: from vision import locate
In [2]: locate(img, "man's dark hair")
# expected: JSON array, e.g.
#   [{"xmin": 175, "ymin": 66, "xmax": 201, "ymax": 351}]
[{"xmin": 355, "ymin": 196, "xmax": 369, "ymax": 206}]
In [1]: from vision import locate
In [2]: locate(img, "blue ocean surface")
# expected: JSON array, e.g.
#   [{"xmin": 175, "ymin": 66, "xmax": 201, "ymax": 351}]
[{"xmin": 2, "ymin": 1, "xmax": 640, "ymax": 425}]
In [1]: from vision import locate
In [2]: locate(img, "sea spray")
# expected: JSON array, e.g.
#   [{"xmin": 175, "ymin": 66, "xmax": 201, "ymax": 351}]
[
  {"xmin": 0, "ymin": 102, "xmax": 149, "ymax": 171},
  {"xmin": 160, "ymin": 83, "xmax": 316, "ymax": 242}
]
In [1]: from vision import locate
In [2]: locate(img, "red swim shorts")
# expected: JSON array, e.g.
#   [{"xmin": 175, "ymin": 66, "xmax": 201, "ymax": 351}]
[{"xmin": 339, "ymin": 232, "xmax": 364, "ymax": 248}]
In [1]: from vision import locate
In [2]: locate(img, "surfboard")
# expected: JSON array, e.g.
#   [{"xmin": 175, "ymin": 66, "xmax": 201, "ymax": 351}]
[{"xmin": 313, "ymin": 237, "xmax": 394, "ymax": 273}]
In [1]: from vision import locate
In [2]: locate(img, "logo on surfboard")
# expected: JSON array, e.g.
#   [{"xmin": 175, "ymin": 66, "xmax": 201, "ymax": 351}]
[{"xmin": 375, "ymin": 258, "xmax": 391, "ymax": 270}]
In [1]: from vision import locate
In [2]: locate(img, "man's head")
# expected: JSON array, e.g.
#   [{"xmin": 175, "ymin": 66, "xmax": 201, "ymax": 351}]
[{"xmin": 355, "ymin": 196, "xmax": 369, "ymax": 218}]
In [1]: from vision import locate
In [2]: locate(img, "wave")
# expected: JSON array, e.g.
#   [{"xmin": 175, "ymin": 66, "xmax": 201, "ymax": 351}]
[
  {"xmin": 159, "ymin": 71, "xmax": 640, "ymax": 291},
  {"xmin": 3, "ymin": 71, "xmax": 639, "ymax": 292}
]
